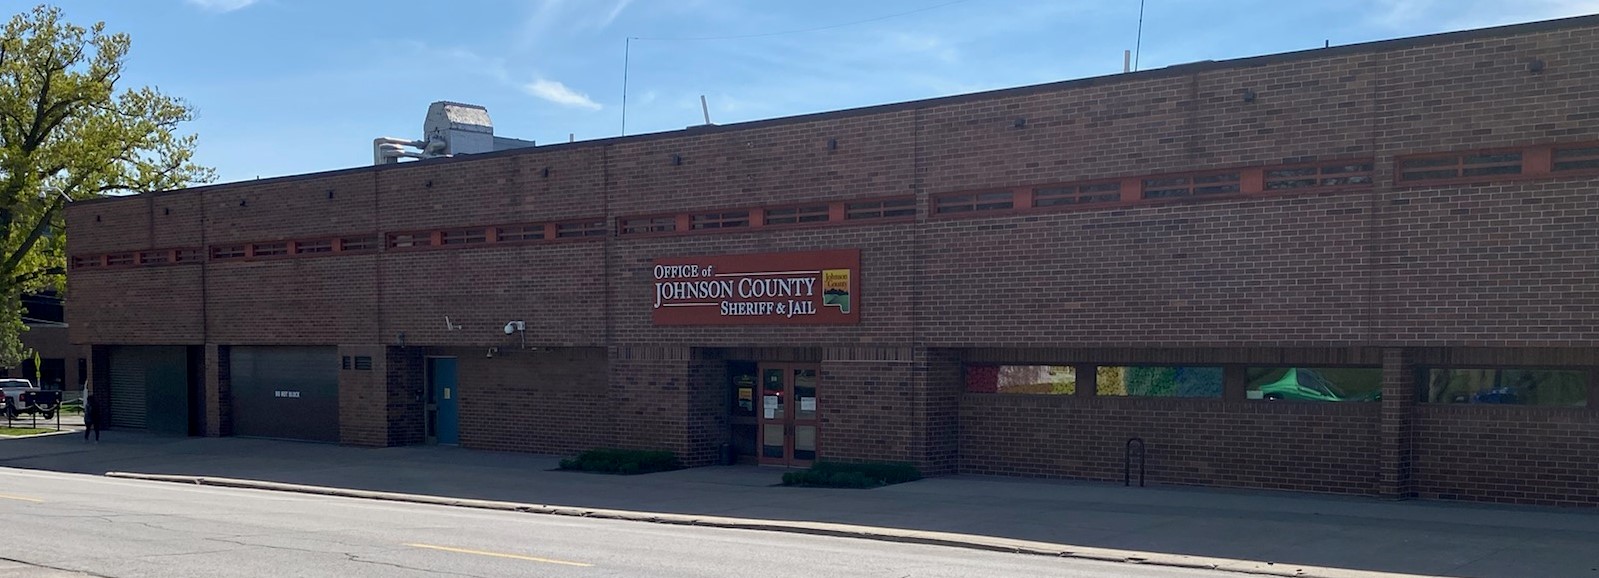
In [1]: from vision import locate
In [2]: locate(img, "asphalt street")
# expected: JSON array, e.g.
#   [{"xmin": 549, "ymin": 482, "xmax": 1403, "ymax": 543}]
[{"xmin": 0, "ymin": 468, "xmax": 1243, "ymax": 578}]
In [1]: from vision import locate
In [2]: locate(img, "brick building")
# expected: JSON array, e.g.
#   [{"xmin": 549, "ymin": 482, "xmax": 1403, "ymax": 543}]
[{"xmin": 65, "ymin": 16, "xmax": 1599, "ymax": 506}]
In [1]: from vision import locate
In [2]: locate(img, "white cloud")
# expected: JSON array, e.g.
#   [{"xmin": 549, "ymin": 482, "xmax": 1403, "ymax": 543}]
[
  {"xmin": 185, "ymin": 0, "xmax": 258, "ymax": 12},
  {"xmin": 523, "ymin": 79, "xmax": 603, "ymax": 110},
  {"xmin": 601, "ymin": 0, "xmax": 634, "ymax": 28},
  {"xmin": 516, "ymin": 0, "xmax": 633, "ymax": 52}
]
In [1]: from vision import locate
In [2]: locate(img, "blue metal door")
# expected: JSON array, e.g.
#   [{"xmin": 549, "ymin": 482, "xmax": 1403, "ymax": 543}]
[{"xmin": 428, "ymin": 358, "xmax": 459, "ymax": 445}]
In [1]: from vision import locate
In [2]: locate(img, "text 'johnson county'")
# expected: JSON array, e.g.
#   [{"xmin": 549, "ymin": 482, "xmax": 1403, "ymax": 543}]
[{"xmin": 654, "ymin": 272, "xmax": 820, "ymax": 317}]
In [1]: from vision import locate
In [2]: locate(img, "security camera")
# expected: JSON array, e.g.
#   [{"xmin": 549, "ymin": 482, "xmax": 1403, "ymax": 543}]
[{"xmin": 504, "ymin": 320, "xmax": 525, "ymax": 334}]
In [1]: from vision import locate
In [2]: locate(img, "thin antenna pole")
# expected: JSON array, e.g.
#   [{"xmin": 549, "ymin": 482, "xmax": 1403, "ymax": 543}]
[
  {"xmin": 1134, "ymin": 0, "xmax": 1146, "ymax": 72},
  {"xmin": 700, "ymin": 95, "xmax": 711, "ymax": 125},
  {"xmin": 621, "ymin": 37, "xmax": 632, "ymax": 136}
]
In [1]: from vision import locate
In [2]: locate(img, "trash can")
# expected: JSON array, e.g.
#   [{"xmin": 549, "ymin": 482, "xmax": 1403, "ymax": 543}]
[{"xmin": 720, "ymin": 443, "xmax": 734, "ymax": 466}]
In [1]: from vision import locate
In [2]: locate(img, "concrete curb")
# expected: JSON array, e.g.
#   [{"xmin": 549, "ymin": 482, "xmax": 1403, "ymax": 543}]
[
  {"xmin": 105, "ymin": 471, "xmax": 1428, "ymax": 578},
  {"xmin": 0, "ymin": 429, "xmax": 79, "ymax": 440}
]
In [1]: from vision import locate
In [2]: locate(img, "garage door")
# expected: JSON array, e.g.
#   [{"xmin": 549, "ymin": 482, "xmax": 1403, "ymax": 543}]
[
  {"xmin": 230, "ymin": 346, "xmax": 339, "ymax": 442},
  {"xmin": 107, "ymin": 346, "xmax": 191, "ymax": 433}
]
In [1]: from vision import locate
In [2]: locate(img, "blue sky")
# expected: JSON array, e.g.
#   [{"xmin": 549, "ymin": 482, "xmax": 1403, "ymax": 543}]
[{"xmin": 37, "ymin": 0, "xmax": 1599, "ymax": 184}]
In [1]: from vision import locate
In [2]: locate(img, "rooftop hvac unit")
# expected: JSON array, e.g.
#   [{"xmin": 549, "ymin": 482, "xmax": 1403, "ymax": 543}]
[{"xmin": 373, "ymin": 101, "xmax": 536, "ymax": 165}]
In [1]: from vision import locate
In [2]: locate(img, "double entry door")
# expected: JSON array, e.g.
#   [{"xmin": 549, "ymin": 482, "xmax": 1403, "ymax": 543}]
[{"xmin": 757, "ymin": 363, "xmax": 820, "ymax": 467}]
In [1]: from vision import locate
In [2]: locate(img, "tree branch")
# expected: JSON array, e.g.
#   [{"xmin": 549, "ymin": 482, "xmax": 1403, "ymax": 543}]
[
  {"xmin": 12, "ymin": 266, "xmax": 64, "ymax": 288},
  {"xmin": 0, "ymin": 195, "xmax": 66, "ymax": 279}
]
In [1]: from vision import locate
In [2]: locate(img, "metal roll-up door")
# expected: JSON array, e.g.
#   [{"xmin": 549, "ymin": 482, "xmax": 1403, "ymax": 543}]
[
  {"xmin": 107, "ymin": 346, "xmax": 190, "ymax": 433},
  {"xmin": 108, "ymin": 348, "xmax": 147, "ymax": 430},
  {"xmin": 230, "ymin": 346, "xmax": 340, "ymax": 442}
]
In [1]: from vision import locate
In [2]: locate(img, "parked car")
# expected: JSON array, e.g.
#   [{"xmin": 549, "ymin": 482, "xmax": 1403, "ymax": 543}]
[{"xmin": 1, "ymin": 378, "xmax": 58, "ymax": 419}]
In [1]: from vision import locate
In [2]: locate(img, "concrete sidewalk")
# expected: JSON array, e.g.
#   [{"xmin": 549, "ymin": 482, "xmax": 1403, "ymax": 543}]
[{"xmin": 3, "ymin": 433, "xmax": 1596, "ymax": 578}]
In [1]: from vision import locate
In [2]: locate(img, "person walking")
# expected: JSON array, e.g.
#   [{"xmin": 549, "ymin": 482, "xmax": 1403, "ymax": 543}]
[{"xmin": 82, "ymin": 391, "xmax": 101, "ymax": 442}]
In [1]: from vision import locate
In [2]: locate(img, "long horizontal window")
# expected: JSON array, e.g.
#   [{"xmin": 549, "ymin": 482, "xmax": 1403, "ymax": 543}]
[
  {"xmin": 440, "ymin": 229, "xmax": 488, "ymax": 245},
  {"xmin": 138, "ymin": 251, "xmax": 170, "ymax": 265},
  {"xmin": 251, "ymin": 242, "xmax": 288, "ymax": 257},
  {"xmin": 845, "ymin": 198, "xmax": 916, "ymax": 220},
  {"xmin": 1033, "ymin": 182, "xmax": 1122, "ymax": 208},
  {"xmin": 1098, "ymin": 366, "xmax": 1222, "ymax": 398},
  {"xmin": 1247, "ymin": 367, "xmax": 1381, "ymax": 402},
  {"xmin": 620, "ymin": 216, "xmax": 676, "ymax": 235},
  {"xmin": 690, "ymin": 211, "xmax": 750, "ymax": 230},
  {"xmin": 339, "ymin": 236, "xmax": 379, "ymax": 252},
  {"xmin": 1265, "ymin": 162, "xmax": 1374, "ymax": 190},
  {"xmin": 965, "ymin": 365, "xmax": 1076, "ymax": 394},
  {"xmin": 934, "ymin": 191, "xmax": 1014, "ymax": 214},
  {"xmin": 1552, "ymin": 145, "xmax": 1599, "ymax": 172},
  {"xmin": 387, "ymin": 233, "xmax": 433, "ymax": 248},
  {"xmin": 764, "ymin": 205, "xmax": 830, "ymax": 226},
  {"xmin": 294, "ymin": 239, "xmax": 333, "ymax": 254},
  {"xmin": 211, "ymin": 245, "xmax": 246, "ymax": 260},
  {"xmin": 496, "ymin": 224, "xmax": 546, "ymax": 243},
  {"xmin": 555, "ymin": 220, "xmax": 606, "ymax": 238},
  {"xmin": 1422, "ymin": 368, "xmax": 1587, "ymax": 407},
  {"xmin": 1143, "ymin": 172, "xmax": 1241, "ymax": 200},
  {"xmin": 1399, "ymin": 152, "xmax": 1523, "ymax": 183}
]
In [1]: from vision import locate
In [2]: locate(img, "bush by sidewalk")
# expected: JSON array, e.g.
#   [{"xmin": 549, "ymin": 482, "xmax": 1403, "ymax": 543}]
[
  {"xmin": 781, "ymin": 461, "xmax": 922, "ymax": 488},
  {"xmin": 558, "ymin": 448, "xmax": 683, "ymax": 475}
]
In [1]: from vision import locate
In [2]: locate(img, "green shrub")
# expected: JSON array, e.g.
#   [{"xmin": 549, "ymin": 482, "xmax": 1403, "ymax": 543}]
[
  {"xmin": 558, "ymin": 448, "xmax": 682, "ymax": 475},
  {"xmin": 781, "ymin": 461, "xmax": 923, "ymax": 488}
]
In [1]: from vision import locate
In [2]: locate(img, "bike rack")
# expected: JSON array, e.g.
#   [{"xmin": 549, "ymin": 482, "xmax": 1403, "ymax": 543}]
[{"xmin": 1125, "ymin": 437, "xmax": 1146, "ymax": 487}]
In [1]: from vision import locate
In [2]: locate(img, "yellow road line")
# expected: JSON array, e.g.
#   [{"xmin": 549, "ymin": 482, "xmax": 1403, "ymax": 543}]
[
  {"xmin": 404, "ymin": 543, "xmax": 592, "ymax": 567},
  {"xmin": 0, "ymin": 493, "xmax": 43, "ymax": 503}
]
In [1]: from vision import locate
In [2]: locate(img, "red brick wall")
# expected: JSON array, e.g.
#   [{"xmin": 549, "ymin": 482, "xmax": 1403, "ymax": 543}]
[
  {"xmin": 56, "ymin": 18, "xmax": 1599, "ymax": 505},
  {"xmin": 453, "ymin": 347, "xmax": 611, "ymax": 455},
  {"xmin": 818, "ymin": 354, "xmax": 919, "ymax": 465},
  {"xmin": 68, "ymin": 266, "xmax": 204, "ymax": 345},
  {"xmin": 338, "ymin": 344, "xmax": 389, "ymax": 447},
  {"xmin": 1414, "ymin": 405, "xmax": 1599, "ymax": 507},
  {"xmin": 960, "ymin": 395, "xmax": 1383, "ymax": 494},
  {"xmin": 66, "ymin": 19, "xmax": 1599, "ymax": 352},
  {"xmin": 607, "ymin": 346, "xmax": 696, "ymax": 457}
]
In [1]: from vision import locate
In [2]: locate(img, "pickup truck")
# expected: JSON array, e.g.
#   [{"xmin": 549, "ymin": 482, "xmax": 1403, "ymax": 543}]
[{"xmin": 1, "ymin": 378, "xmax": 59, "ymax": 419}]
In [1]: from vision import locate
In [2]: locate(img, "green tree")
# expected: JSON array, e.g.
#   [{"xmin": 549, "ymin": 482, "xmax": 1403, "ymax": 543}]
[{"xmin": 0, "ymin": 5, "xmax": 212, "ymax": 366}]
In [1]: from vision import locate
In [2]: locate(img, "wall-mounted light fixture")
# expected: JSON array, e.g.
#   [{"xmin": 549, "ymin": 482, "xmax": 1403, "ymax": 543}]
[
  {"xmin": 163, "ymin": 208, "xmax": 170, "ymax": 215},
  {"xmin": 541, "ymin": 167, "xmax": 551, "ymax": 178},
  {"xmin": 1528, "ymin": 58, "xmax": 1546, "ymax": 74},
  {"xmin": 424, "ymin": 179, "xmax": 434, "ymax": 188},
  {"xmin": 1242, "ymin": 89, "xmax": 1257, "ymax": 103},
  {"xmin": 239, "ymin": 199, "xmax": 247, "ymax": 207},
  {"xmin": 671, "ymin": 154, "xmax": 683, "ymax": 166},
  {"xmin": 827, "ymin": 138, "xmax": 838, "ymax": 151},
  {"xmin": 326, "ymin": 189, "xmax": 335, "ymax": 199},
  {"xmin": 1013, "ymin": 118, "xmax": 1026, "ymax": 129}
]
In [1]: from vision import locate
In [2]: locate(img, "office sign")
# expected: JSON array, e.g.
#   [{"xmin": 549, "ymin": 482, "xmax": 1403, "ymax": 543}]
[{"xmin": 652, "ymin": 249, "xmax": 860, "ymax": 325}]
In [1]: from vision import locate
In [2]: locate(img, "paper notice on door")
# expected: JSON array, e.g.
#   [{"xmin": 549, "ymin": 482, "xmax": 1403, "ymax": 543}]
[
  {"xmin": 799, "ymin": 398, "xmax": 816, "ymax": 412},
  {"xmin": 764, "ymin": 408, "xmax": 776, "ymax": 419},
  {"xmin": 763, "ymin": 395, "xmax": 780, "ymax": 409}
]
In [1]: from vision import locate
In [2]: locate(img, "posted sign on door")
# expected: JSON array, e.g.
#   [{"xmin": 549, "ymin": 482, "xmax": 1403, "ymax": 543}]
[{"xmin": 652, "ymin": 249, "xmax": 861, "ymax": 325}]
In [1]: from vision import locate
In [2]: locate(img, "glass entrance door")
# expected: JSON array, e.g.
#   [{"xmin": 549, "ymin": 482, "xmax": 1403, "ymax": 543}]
[{"xmin": 757, "ymin": 363, "xmax": 820, "ymax": 467}]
